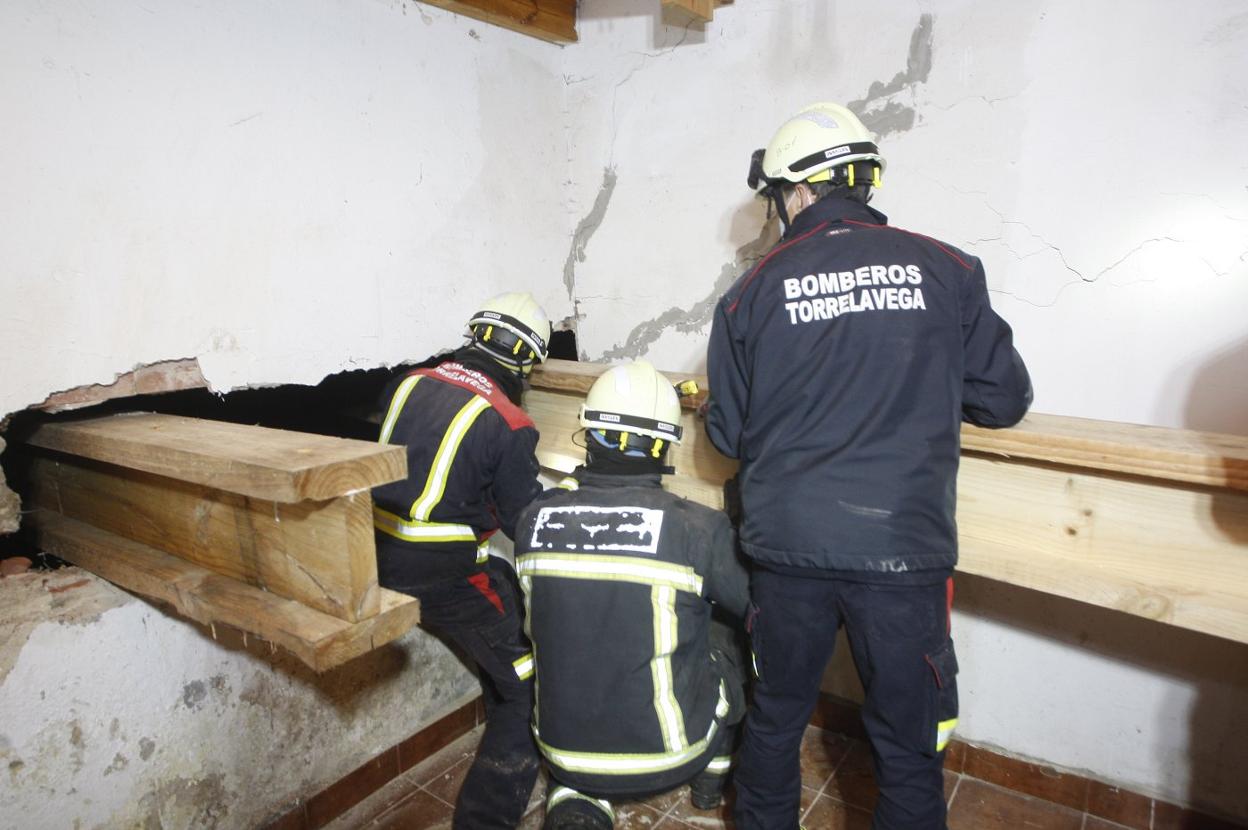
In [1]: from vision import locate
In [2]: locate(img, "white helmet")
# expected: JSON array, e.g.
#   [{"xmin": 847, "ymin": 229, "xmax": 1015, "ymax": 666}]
[
  {"xmin": 749, "ymin": 102, "xmax": 886, "ymax": 190},
  {"xmin": 467, "ymin": 292, "xmax": 551, "ymax": 372},
  {"xmin": 580, "ymin": 361, "xmax": 683, "ymax": 459}
]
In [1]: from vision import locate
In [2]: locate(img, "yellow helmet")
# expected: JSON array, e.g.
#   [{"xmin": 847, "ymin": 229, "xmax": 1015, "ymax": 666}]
[
  {"xmin": 467, "ymin": 292, "xmax": 551, "ymax": 371},
  {"xmin": 580, "ymin": 361, "xmax": 683, "ymax": 459},
  {"xmin": 749, "ymin": 102, "xmax": 886, "ymax": 189}
]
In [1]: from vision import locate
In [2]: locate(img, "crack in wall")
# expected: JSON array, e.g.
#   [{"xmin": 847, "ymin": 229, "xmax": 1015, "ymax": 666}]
[
  {"xmin": 596, "ymin": 219, "xmax": 781, "ymax": 361},
  {"xmin": 847, "ymin": 13, "xmax": 935, "ymax": 138},
  {"xmin": 562, "ymin": 168, "xmax": 618, "ymax": 301}
]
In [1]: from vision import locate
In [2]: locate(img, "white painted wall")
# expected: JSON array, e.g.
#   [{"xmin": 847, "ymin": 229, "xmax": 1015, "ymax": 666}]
[
  {"xmin": 562, "ymin": 0, "xmax": 1248, "ymax": 821},
  {"xmin": 0, "ymin": 569, "xmax": 480, "ymax": 829},
  {"xmin": 0, "ymin": 0, "xmax": 573, "ymax": 416}
]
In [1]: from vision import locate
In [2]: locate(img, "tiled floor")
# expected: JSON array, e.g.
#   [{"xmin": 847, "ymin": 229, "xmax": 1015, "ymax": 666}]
[{"xmin": 326, "ymin": 725, "xmax": 1136, "ymax": 830}]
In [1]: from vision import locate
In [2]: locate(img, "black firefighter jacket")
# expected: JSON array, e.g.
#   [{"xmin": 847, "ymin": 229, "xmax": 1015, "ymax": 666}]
[
  {"xmin": 372, "ymin": 349, "xmax": 542, "ymax": 587},
  {"xmin": 707, "ymin": 197, "xmax": 1032, "ymax": 576},
  {"xmin": 514, "ymin": 469, "xmax": 749, "ymax": 796}
]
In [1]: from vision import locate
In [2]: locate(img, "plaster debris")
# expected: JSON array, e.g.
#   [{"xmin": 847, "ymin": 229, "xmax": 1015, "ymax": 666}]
[
  {"xmin": 0, "ymin": 436, "xmax": 18, "ymax": 536},
  {"xmin": 848, "ymin": 14, "xmax": 935, "ymax": 138},
  {"xmin": 563, "ymin": 168, "xmax": 618, "ymax": 300},
  {"xmin": 139, "ymin": 738, "xmax": 156, "ymax": 761},
  {"xmin": 597, "ymin": 219, "xmax": 781, "ymax": 361}
]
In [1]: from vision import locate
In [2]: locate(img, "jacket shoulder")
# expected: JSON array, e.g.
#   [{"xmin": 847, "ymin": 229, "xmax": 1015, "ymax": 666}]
[{"xmin": 845, "ymin": 219, "xmax": 979, "ymax": 272}]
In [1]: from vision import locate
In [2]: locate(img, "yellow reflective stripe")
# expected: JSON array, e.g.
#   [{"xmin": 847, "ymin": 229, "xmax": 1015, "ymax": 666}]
[
  {"xmin": 535, "ymin": 716, "xmax": 719, "ymax": 775},
  {"xmin": 547, "ymin": 786, "xmax": 613, "ymax": 820},
  {"xmin": 516, "ymin": 554, "xmax": 703, "ymax": 595},
  {"xmin": 556, "ymin": 476, "xmax": 580, "ymax": 491},
  {"xmin": 410, "ymin": 395, "xmax": 491, "ymax": 520},
  {"xmin": 373, "ymin": 506, "xmax": 477, "ymax": 543},
  {"xmin": 378, "ymin": 375, "xmax": 421, "ymax": 444},
  {"xmin": 936, "ymin": 718, "xmax": 958, "ymax": 752},
  {"xmin": 705, "ymin": 755, "xmax": 732, "ymax": 773},
  {"xmin": 476, "ymin": 541, "xmax": 490, "ymax": 563},
  {"xmin": 513, "ymin": 652, "xmax": 534, "ymax": 681},
  {"xmin": 651, "ymin": 585, "xmax": 686, "ymax": 751}
]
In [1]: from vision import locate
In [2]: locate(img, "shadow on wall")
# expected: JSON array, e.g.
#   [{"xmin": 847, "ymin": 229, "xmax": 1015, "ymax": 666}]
[
  {"xmin": 575, "ymin": 0, "xmax": 708, "ymax": 50},
  {"xmin": 955, "ymin": 574, "xmax": 1248, "ymax": 822},
  {"xmin": 1180, "ymin": 335, "xmax": 1248, "ymax": 437}
]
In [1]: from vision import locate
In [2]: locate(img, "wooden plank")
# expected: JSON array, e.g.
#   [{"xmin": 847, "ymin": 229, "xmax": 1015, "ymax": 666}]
[
  {"xmin": 418, "ymin": 0, "xmax": 577, "ymax": 44},
  {"xmin": 662, "ymin": 0, "xmax": 715, "ymax": 22},
  {"xmin": 526, "ymin": 367, "xmax": 1248, "ymax": 645},
  {"xmin": 530, "ymin": 359, "xmax": 709, "ymax": 411},
  {"xmin": 27, "ymin": 455, "xmax": 381, "ymax": 622},
  {"xmin": 531, "ymin": 362, "xmax": 1248, "ymax": 491},
  {"xmin": 24, "ymin": 413, "xmax": 406, "ymax": 503},
  {"xmin": 957, "ymin": 455, "xmax": 1248, "ymax": 644},
  {"xmin": 962, "ymin": 413, "xmax": 1248, "ymax": 492},
  {"xmin": 35, "ymin": 512, "xmax": 421, "ymax": 673}
]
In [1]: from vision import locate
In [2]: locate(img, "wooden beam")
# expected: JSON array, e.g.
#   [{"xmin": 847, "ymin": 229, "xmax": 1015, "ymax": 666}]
[
  {"xmin": 529, "ymin": 361, "xmax": 1248, "ymax": 492},
  {"xmin": 418, "ymin": 0, "xmax": 576, "ymax": 44},
  {"xmin": 662, "ymin": 0, "xmax": 715, "ymax": 22},
  {"xmin": 525, "ymin": 362, "xmax": 1248, "ymax": 645},
  {"xmin": 27, "ymin": 455, "xmax": 381, "ymax": 622},
  {"xmin": 35, "ymin": 513, "xmax": 420, "ymax": 673},
  {"xmin": 23, "ymin": 413, "xmax": 406, "ymax": 503}
]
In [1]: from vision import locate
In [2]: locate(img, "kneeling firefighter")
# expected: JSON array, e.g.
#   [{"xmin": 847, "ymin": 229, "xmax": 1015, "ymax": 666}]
[
  {"xmin": 372, "ymin": 292, "xmax": 551, "ymax": 829},
  {"xmin": 513, "ymin": 361, "xmax": 751, "ymax": 829}
]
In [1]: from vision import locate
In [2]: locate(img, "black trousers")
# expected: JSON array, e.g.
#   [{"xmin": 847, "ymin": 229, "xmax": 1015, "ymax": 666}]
[
  {"xmin": 396, "ymin": 558, "xmax": 540, "ymax": 830},
  {"xmin": 734, "ymin": 569, "xmax": 958, "ymax": 830}
]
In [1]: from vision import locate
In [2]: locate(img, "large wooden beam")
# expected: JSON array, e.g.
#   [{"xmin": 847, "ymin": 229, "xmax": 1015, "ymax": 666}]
[
  {"xmin": 530, "ymin": 361, "xmax": 1248, "ymax": 492},
  {"xmin": 525, "ymin": 365, "xmax": 1248, "ymax": 645},
  {"xmin": 37, "ymin": 513, "xmax": 420, "ymax": 673},
  {"xmin": 27, "ymin": 455, "xmax": 380, "ymax": 622},
  {"xmin": 418, "ymin": 0, "xmax": 577, "ymax": 44},
  {"xmin": 24, "ymin": 413, "xmax": 405, "ymax": 503}
]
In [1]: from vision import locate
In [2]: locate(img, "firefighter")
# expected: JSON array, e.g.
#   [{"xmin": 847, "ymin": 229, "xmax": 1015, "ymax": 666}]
[
  {"xmin": 513, "ymin": 361, "xmax": 750, "ymax": 829},
  {"xmin": 707, "ymin": 103, "xmax": 1033, "ymax": 829},
  {"xmin": 372, "ymin": 291, "xmax": 551, "ymax": 829}
]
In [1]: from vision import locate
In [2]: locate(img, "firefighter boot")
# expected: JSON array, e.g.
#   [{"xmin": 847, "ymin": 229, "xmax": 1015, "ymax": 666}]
[{"xmin": 689, "ymin": 769, "xmax": 728, "ymax": 810}]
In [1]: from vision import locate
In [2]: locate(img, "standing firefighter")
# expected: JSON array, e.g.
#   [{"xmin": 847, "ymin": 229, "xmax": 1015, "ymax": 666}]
[
  {"xmin": 373, "ymin": 292, "xmax": 551, "ymax": 829},
  {"xmin": 514, "ymin": 361, "xmax": 750, "ymax": 830},
  {"xmin": 707, "ymin": 103, "xmax": 1033, "ymax": 829}
]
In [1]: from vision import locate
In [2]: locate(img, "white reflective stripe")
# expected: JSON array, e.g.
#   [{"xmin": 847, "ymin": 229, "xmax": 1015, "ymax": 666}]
[
  {"xmin": 476, "ymin": 540, "xmax": 490, "ymax": 563},
  {"xmin": 373, "ymin": 507, "xmax": 477, "ymax": 543},
  {"xmin": 410, "ymin": 395, "xmax": 491, "ymax": 520},
  {"xmin": 516, "ymin": 554, "xmax": 703, "ymax": 595},
  {"xmin": 513, "ymin": 653, "xmax": 534, "ymax": 680},
  {"xmin": 715, "ymin": 677, "xmax": 730, "ymax": 718},
  {"xmin": 536, "ymin": 717, "xmax": 719, "ymax": 775},
  {"xmin": 936, "ymin": 717, "xmax": 958, "ymax": 752},
  {"xmin": 378, "ymin": 375, "xmax": 421, "ymax": 444},
  {"xmin": 651, "ymin": 585, "xmax": 686, "ymax": 751},
  {"xmin": 705, "ymin": 756, "xmax": 732, "ymax": 773},
  {"xmin": 547, "ymin": 786, "xmax": 613, "ymax": 819}
]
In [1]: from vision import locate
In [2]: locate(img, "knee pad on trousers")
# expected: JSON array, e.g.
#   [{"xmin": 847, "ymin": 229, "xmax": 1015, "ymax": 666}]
[{"xmin": 544, "ymin": 787, "xmax": 613, "ymax": 830}]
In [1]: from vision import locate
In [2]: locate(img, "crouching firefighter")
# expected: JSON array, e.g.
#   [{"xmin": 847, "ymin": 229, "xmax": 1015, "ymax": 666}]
[
  {"xmin": 372, "ymin": 292, "xmax": 552, "ymax": 829},
  {"xmin": 513, "ymin": 361, "xmax": 751, "ymax": 829}
]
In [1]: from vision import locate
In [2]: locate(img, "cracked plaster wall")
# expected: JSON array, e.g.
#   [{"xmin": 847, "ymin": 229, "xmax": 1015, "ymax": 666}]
[
  {"xmin": 0, "ymin": 569, "xmax": 479, "ymax": 829},
  {"xmin": 0, "ymin": 0, "xmax": 573, "ymax": 419},
  {"xmin": 561, "ymin": 0, "xmax": 1248, "ymax": 820}
]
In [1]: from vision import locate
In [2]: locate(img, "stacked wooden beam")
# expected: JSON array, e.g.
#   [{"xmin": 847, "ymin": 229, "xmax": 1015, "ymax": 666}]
[
  {"xmin": 23, "ymin": 414, "xmax": 417, "ymax": 672},
  {"xmin": 528, "ymin": 360, "xmax": 1248, "ymax": 645}
]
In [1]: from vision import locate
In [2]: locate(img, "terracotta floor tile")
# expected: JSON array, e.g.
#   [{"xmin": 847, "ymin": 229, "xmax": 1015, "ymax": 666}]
[
  {"xmin": 962, "ymin": 746, "xmax": 1089, "ymax": 812},
  {"xmin": 421, "ymin": 755, "xmax": 474, "ymax": 805},
  {"xmin": 635, "ymin": 784, "xmax": 691, "ymax": 814},
  {"xmin": 822, "ymin": 741, "xmax": 878, "ymax": 812},
  {"xmin": 943, "ymin": 741, "xmax": 967, "ymax": 774},
  {"xmin": 613, "ymin": 801, "xmax": 669, "ymax": 828},
  {"xmin": 372, "ymin": 789, "xmax": 456, "ymax": 830},
  {"xmin": 946, "ymin": 779, "xmax": 1084, "ymax": 830},
  {"xmin": 1085, "ymin": 816, "xmax": 1136, "ymax": 830},
  {"xmin": 944, "ymin": 770, "xmax": 960, "ymax": 803},
  {"xmin": 1152, "ymin": 800, "xmax": 1247, "ymax": 830},
  {"xmin": 801, "ymin": 726, "xmax": 854, "ymax": 790},
  {"xmin": 1085, "ymin": 780, "xmax": 1152, "ymax": 829},
  {"xmin": 322, "ymin": 767, "xmax": 426, "ymax": 829},
  {"xmin": 410, "ymin": 728, "xmax": 480, "ymax": 788},
  {"xmin": 800, "ymin": 795, "xmax": 873, "ymax": 830}
]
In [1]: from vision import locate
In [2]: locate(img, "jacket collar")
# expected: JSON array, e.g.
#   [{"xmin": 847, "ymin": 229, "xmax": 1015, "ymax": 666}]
[
  {"xmin": 574, "ymin": 467, "xmax": 664, "ymax": 489},
  {"xmin": 786, "ymin": 197, "xmax": 888, "ymax": 239}
]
